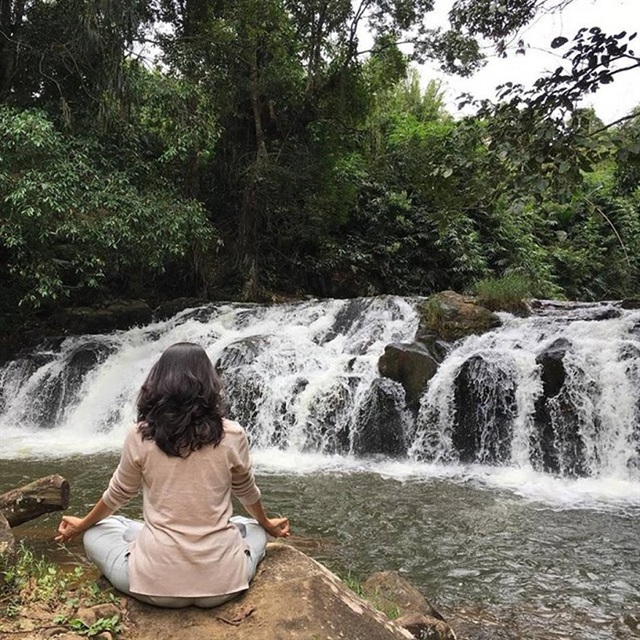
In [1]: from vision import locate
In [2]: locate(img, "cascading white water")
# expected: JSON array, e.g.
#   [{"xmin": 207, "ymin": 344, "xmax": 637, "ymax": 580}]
[
  {"xmin": 410, "ymin": 302, "xmax": 640, "ymax": 482},
  {"xmin": 0, "ymin": 297, "xmax": 417, "ymax": 459},
  {"xmin": 4, "ymin": 297, "xmax": 640, "ymax": 640},
  {"xmin": 1, "ymin": 297, "xmax": 640, "ymax": 506}
]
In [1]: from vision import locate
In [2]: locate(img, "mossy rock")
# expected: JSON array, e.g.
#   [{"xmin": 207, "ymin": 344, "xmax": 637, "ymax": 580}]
[{"xmin": 416, "ymin": 291, "xmax": 501, "ymax": 343}]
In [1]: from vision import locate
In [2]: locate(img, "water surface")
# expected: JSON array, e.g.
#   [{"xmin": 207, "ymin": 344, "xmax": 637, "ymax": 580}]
[{"xmin": 3, "ymin": 455, "xmax": 639, "ymax": 640}]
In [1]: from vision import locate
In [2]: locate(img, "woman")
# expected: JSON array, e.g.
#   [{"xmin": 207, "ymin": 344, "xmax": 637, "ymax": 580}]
[{"xmin": 56, "ymin": 342, "xmax": 289, "ymax": 608}]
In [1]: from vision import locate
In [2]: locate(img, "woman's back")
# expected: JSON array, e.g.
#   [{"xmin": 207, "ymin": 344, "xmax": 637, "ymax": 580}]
[{"xmin": 103, "ymin": 419, "xmax": 261, "ymax": 597}]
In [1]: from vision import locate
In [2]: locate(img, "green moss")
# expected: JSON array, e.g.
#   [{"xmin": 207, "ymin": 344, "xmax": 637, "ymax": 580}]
[{"xmin": 340, "ymin": 571, "xmax": 402, "ymax": 621}]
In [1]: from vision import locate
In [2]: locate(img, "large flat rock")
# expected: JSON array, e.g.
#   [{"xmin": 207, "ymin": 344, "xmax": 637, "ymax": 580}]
[{"xmin": 124, "ymin": 544, "xmax": 414, "ymax": 640}]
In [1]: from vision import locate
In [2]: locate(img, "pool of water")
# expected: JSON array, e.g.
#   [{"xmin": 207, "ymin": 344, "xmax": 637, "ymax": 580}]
[{"xmin": 2, "ymin": 455, "xmax": 639, "ymax": 639}]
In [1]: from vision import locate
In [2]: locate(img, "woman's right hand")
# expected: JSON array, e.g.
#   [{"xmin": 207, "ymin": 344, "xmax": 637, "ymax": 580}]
[
  {"xmin": 55, "ymin": 515, "xmax": 85, "ymax": 543},
  {"xmin": 263, "ymin": 516, "xmax": 290, "ymax": 538}
]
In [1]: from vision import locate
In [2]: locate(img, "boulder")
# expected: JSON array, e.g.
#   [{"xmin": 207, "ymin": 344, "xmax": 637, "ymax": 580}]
[
  {"xmin": 318, "ymin": 298, "xmax": 376, "ymax": 345},
  {"xmin": 124, "ymin": 544, "xmax": 415, "ymax": 640},
  {"xmin": 215, "ymin": 336, "xmax": 270, "ymax": 373},
  {"xmin": 362, "ymin": 571, "xmax": 446, "ymax": 621},
  {"xmin": 362, "ymin": 571, "xmax": 456, "ymax": 640},
  {"xmin": 413, "ymin": 331, "xmax": 450, "ymax": 364},
  {"xmin": 532, "ymin": 338, "xmax": 586, "ymax": 476},
  {"xmin": 353, "ymin": 378, "xmax": 408, "ymax": 456},
  {"xmin": 13, "ymin": 340, "xmax": 115, "ymax": 428},
  {"xmin": 452, "ymin": 356, "xmax": 516, "ymax": 464},
  {"xmin": 378, "ymin": 342, "xmax": 439, "ymax": 406},
  {"xmin": 536, "ymin": 338, "xmax": 570, "ymax": 399},
  {"xmin": 396, "ymin": 613, "xmax": 456, "ymax": 640},
  {"xmin": 416, "ymin": 292, "xmax": 501, "ymax": 343}
]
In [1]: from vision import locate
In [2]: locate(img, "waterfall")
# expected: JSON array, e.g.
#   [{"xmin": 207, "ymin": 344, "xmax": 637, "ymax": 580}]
[
  {"xmin": 0, "ymin": 297, "xmax": 417, "ymax": 459},
  {"xmin": 410, "ymin": 301, "xmax": 640, "ymax": 482},
  {"xmin": 1, "ymin": 297, "xmax": 639, "ymax": 491}
]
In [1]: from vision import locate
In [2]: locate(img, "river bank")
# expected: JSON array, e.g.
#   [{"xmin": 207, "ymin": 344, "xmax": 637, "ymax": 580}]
[{"xmin": 2, "ymin": 540, "xmax": 463, "ymax": 640}]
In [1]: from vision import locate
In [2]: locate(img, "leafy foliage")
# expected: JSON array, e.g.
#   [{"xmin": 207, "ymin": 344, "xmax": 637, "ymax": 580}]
[
  {"xmin": 1, "ymin": 543, "xmax": 123, "ymax": 638},
  {"xmin": 1, "ymin": 0, "xmax": 640, "ymax": 325},
  {"xmin": 0, "ymin": 106, "xmax": 214, "ymax": 307}
]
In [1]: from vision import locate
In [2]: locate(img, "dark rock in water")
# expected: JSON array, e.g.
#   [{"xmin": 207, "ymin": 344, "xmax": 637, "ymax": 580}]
[
  {"xmin": 65, "ymin": 340, "xmax": 115, "ymax": 385},
  {"xmin": 414, "ymin": 330, "xmax": 450, "ymax": 363},
  {"xmin": 176, "ymin": 305, "xmax": 218, "ymax": 323},
  {"xmin": 619, "ymin": 342, "xmax": 640, "ymax": 361},
  {"xmin": 1, "ymin": 339, "xmax": 116, "ymax": 429},
  {"xmin": 417, "ymin": 291, "xmax": 501, "ymax": 343},
  {"xmin": 362, "ymin": 571, "xmax": 446, "ymax": 621},
  {"xmin": 362, "ymin": 571, "xmax": 456, "ymax": 640},
  {"xmin": 621, "ymin": 346, "xmax": 640, "ymax": 459},
  {"xmin": 317, "ymin": 298, "xmax": 374, "ymax": 345},
  {"xmin": 13, "ymin": 337, "xmax": 67, "ymax": 364},
  {"xmin": 396, "ymin": 613, "xmax": 456, "ymax": 640},
  {"xmin": 221, "ymin": 368, "xmax": 265, "ymax": 434},
  {"xmin": 303, "ymin": 376, "xmax": 359, "ymax": 453},
  {"xmin": 46, "ymin": 341, "xmax": 115, "ymax": 427},
  {"xmin": 215, "ymin": 338, "xmax": 271, "ymax": 430},
  {"xmin": 153, "ymin": 297, "xmax": 208, "ymax": 321},
  {"xmin": 353, "ymin": 378, "xmax": 407, "ymax": 456},
  {"xmin": 621, "ymin": 299, "xmax": 640, "ymax": 310},
  {"xmin": 215, "ymin": 336, "xmax": 271, "ymax": 373},
  {"xmin": 0, "ymin": 340, "xmax": 63, "ymax": 399},
  {"xmin": 269, "ymin": 376, "xmax": 309, "ymax": 448},
  {"xmin": 452, "ymin": 355, "xmax": 516, "ymax": 464},
  {"xmin": 532, "ymin": 338, "xmax": 585, "ymax": 476},
  {"xmin": 378, "ymin": 342, "xmax": 439, "ymax": 406},
  {"xmin": 537, "ymin": 338, "xmax": 570, "ymax": 398},
  {"xmin": 585, "ymin": 307, "xmax": 622, "ymax": 321}
]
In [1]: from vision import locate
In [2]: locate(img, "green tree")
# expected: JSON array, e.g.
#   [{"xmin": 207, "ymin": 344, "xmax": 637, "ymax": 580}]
[{"xmin": 0, "ymin": 107, "xmax": 214, "ymax": 309}]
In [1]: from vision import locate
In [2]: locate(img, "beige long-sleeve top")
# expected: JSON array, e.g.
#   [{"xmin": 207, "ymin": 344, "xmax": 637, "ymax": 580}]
[{"xmin": 101, "ymin": 418, "xmax": 261, "ymax": 597}]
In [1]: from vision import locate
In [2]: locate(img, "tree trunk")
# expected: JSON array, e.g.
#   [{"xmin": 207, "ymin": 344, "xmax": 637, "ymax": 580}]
[
  {"xmin": 249, "ymin": 46, "xmax": 268, "ymax": 165},
  {"xmin": 0, "ymin": 475, "xmax": 70, "ymax": 528}
]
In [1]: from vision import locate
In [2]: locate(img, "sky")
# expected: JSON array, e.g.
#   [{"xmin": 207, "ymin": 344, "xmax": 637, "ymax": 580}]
[{"xmin": 413, "ymin": 0, "xmax": 640, "ymax": 123}]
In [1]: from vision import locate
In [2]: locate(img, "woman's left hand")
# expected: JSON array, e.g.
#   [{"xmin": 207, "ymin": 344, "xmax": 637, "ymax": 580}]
[
  {"xmin": 55, "ymin": 516, "xmax": 84, "ymax": 543},
  {"xmin": 263, "ymin": 516, "xmax": 290, "ymax": 538}
]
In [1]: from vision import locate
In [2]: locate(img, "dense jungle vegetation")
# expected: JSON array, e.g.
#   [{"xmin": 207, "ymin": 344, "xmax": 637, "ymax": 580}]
[{"xmin": 1, "ymin": 0, "xmax": 639, "ymax": 332}]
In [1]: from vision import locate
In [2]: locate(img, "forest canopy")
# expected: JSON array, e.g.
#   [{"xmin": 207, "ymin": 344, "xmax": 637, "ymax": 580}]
[{"xmin": 1, "ymin": 0, "xmax": 639, "ymax": 323}]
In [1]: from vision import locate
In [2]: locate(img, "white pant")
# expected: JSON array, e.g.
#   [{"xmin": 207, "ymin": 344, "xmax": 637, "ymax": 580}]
[{"xmin": 83, "ymin": 515, "xmax": 267, "ymax": 608}]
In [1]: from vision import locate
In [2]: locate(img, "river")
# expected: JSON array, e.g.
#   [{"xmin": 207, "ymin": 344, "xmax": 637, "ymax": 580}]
[{"xmin": 1, "ymin": 297, "xmax": 639, "ymax": 639}]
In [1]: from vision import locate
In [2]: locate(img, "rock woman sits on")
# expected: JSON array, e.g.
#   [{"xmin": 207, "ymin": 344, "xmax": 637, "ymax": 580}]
[{"xmin": 55, "ymin": 342, "xmax": 290, "ymax": 608}]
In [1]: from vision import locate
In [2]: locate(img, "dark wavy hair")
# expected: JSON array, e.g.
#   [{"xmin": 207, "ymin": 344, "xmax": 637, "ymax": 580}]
[{"xmin": 137, "ymin": 342, "xmax": 225, "ymax": 457}]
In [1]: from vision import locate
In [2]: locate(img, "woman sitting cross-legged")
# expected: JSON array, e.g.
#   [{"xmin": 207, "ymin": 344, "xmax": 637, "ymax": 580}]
[{"xmin": 55, "ymin": 341, "xmax": 290, "ymax": 608}]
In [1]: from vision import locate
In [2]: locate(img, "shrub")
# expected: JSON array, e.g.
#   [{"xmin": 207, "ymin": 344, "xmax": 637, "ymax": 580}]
[{"xmin": 474, "ymin": 273, "xmax": 535, "ymax": 314}]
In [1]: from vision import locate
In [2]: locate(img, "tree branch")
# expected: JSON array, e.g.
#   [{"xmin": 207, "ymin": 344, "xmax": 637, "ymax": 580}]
[{"xmin": 589, "ymin": 111, "xmax": 640, "ymax": 137}]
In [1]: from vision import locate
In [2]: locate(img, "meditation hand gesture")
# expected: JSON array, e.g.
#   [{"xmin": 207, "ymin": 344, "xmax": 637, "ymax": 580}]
[
  {"xmin": 55, "ymin": 515, "xmax": 84, "ymax": 543},
  {"xmin": 263, "ymin": 516, "xmax": 290, "ymax": 539}
]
